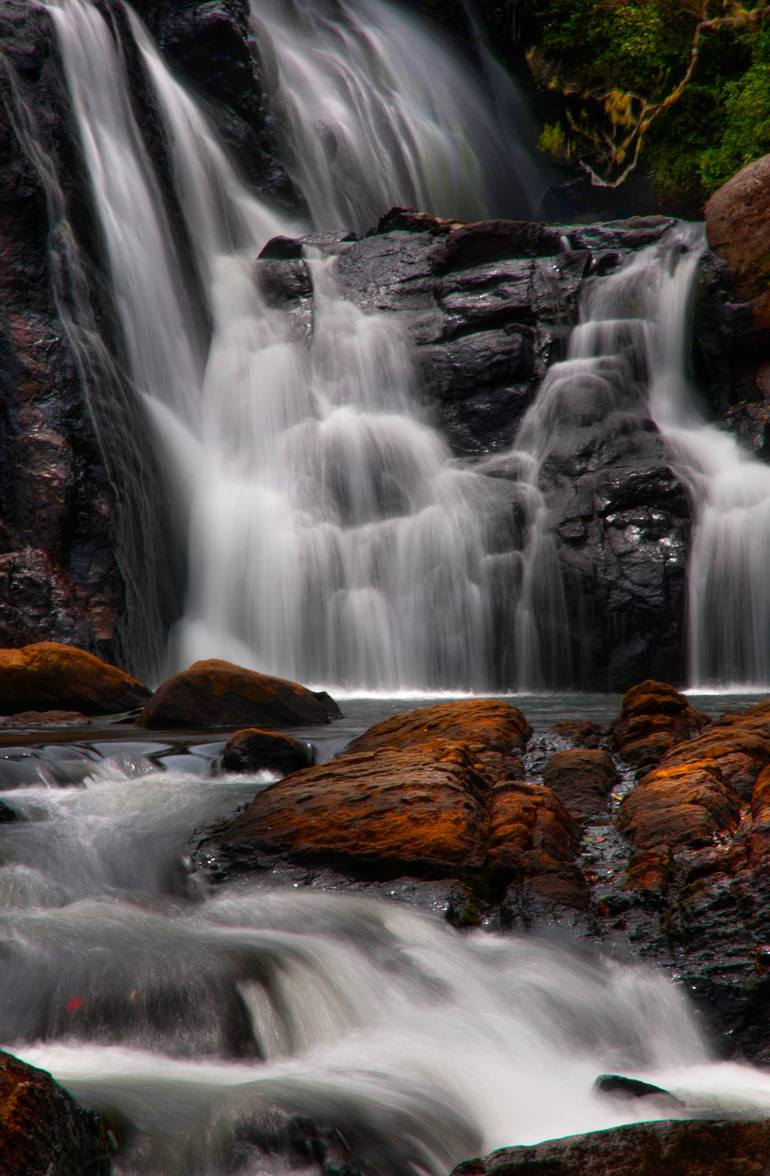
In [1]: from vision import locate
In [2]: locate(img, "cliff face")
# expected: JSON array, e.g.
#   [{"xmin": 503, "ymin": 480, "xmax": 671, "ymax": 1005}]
[{"xmin": 0, "ymin": 0, "xmax": 756, "ymax": 686}]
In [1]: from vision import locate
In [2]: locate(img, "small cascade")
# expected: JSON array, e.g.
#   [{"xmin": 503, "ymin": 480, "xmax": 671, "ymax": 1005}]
[{"xmin": 558, "ymin": 223, "xmax": 770, "ymax": 687}]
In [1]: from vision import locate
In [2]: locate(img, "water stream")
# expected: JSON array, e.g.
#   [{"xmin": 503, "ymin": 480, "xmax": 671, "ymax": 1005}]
[{"xmin": 3, "ymin": 714, "xmax": 770, "ymax": 1174}]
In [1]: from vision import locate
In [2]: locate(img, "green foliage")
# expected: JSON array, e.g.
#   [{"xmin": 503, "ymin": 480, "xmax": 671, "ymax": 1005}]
[{"xmin": 528, "ymin": 1, "xmax": 770, "ymax": 203}]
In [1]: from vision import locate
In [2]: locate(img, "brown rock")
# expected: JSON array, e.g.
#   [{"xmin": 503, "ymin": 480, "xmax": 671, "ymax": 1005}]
[
  {"xmin": 346, "ymin": 699, "xmax": 531, "ymax": 782},
  {"xmin": 0, "ymin": 709, "xmax": 88, "ymax": 728},
  {"xmin": 609, "ymin": 679, "xmax": 708, "ymax": 769},
  {"xmin": 211, "ymin": 744, "xmax": 489, "ymax": 877},
  {"xmin": 706, "ymin": 152, "xmax": 770, "ymax": 337},
  {"xmin": 140, "ymin": 659, "xmax": 341, "ymax": 729},
  {"xmin": 542, "ymin": 748, "xmax": 619, "ymax": 824},
  {"xmin": 451, "ymin": 1119, "xmax": 770, "ymax": 1176},
  {"xmin": 662, "ymin": 700, "xmax": 770, "ymax": 800},
  {"xmin": 619, "ymin": 760, "xmax": 740, "ymax": 857},
  {"xmin": 198, "ymin": 701, "xmax": 584, "ymax": 904},
  {"xmin": 222, "ymin": 727, "xmax": 313, "ymax": 775},
  {"xmin": 0, "ymin": 642, "xmax": 150, "ymax": 716},
  {"xmin": 0, "ymin": 1048, "xmax": 111, "ymax": 1175},
  {"xmin": 549, "ymin": 719, "xmax": 603, "ymax": 748}
]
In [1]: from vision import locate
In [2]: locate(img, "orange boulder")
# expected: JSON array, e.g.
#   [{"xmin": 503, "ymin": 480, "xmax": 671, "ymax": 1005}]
[
  {"xmin": 0, "ymin": 642, "xmax": 149, "ymax": 716},
  {"xmin": 609, "ymin": 680, "xmax": 708, "ymax": 769},
  {"xmin": 140, "ymin": 659, "xmax": 341, "ymax": 729}
]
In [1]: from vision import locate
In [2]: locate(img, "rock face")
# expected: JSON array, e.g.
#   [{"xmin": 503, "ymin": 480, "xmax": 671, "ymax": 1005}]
[
  {"xmin": 706, "ymin": 152, "xmax": 770, "ymax": 341},
  {"xmin": 0, "ymin": 0, "xmax": 754, "ymax": 687},
  {"xmin": 0, "ymin": 1048, "xmax": 112, "ymax": 1176},
  {"xmin": 140, "ymin": 659, "xmax": 341, "ymax": 729},
  {"xmin": 0, "ymin": 641, "xmax": 150, "ymax": 715},
  {"xmin": 451, "ymin": 1119, "xmax": 770, "ymax": 1176},
  {"xmin": 0, "ymin": 0, "xmax": 183, "ymax": 678}
]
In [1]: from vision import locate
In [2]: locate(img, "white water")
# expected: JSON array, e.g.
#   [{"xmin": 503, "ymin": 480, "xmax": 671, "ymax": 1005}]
[
  {"xmin": 4, "ymin": 744, "xmax": 770, "ymax": 1175},
  {"xmin": 556, "ymin": 223, "xmax": 770, "ymax": 687},
  {"xmin": 46, "ymin": 0, "xmax": 545, "ymax": 691}
]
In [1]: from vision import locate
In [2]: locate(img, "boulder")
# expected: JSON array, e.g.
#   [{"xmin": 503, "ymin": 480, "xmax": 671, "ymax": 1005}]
[
  {"xmin": 609, "ymin": 680, "xmax": 708, "ymax": 769},
  {"xmin": 140, "ymin": 659, "xmax": 341, "ymax": 729},
  {"xmin": 0, "ymin": 709, "xmax": 88, "ymax": 728},
  {"xmin": 451, "ymin": 1119, "xmax": 770, "ymax": 1175},
  {"xmin": 0, "ymin": 1048, "xmax": 112, "ymax": 1175},
  {"xmin": 0, "ymin": 642, "xmax": 150, "ymax": 716},
  {"xmin": 196, "ymin": 700, "xmax": 586, "ymax": 907},
  {"xmin": 705, "ymin": 153, "xmax": 770, "ymax": 338},
  {"xmin": 222, "ymin": 727, "xmax": 314, "ymax": 775},
  {"xmin": 542, "ymin": 748, "xmax": 619, "ymax": 824}
]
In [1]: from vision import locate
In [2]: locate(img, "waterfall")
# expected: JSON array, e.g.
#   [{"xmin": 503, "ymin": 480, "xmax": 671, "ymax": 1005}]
[
  {"xmin": 39, "ymin": 0, "xmax": 770, "ymax": 689},
  {"xmin": 44, "ymin": 0, "xmax": 546, "ymax": 691}
]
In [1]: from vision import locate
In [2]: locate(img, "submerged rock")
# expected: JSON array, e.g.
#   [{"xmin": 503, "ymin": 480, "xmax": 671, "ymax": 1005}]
[
  {"xmin": 140, "ymin": 659, "xmax": 341, "ymax": 729},
  {"xmin": 451, "ymin": 1119, "xmax": 770, "ymax": 1175},
  {"xmin": 0, "ymin": 1048, "xmax": 112, "ymax": 1175},
  {"xmin": 0, "ymin": 641, "xmax": 150, "ymax": 716}
]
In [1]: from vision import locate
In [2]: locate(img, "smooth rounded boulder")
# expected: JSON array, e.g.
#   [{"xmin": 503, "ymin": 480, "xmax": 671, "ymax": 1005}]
[
  {"xmin": 0, "ymin": 642, "xmax": 150, "ymax": 716},
  {"xmin": 222, "ymin": 727, "xmax": 314, "ymax": 774},
  {"xmin": 705, "ymin": 152, "xmax": 770, "ymax": 338},
  {"xmin": 140, "ymin": 659, "xmax": 341, "ymax": 729}
]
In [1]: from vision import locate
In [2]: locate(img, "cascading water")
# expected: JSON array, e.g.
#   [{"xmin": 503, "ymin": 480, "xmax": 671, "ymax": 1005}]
[
  {"xmin": 4, "ymin": 736, "xmax": 770, "ymax": 1174},
  {"xmin": 45, "ymin": 0, "xmax": 548, "ymax": 691},
  {"xmin": 544, "ymin": 223, "xmax": 770, "ymax": 688},
  {"xmin": 37, "ymin": 0, "xmax": 770, "ymax": 692}
]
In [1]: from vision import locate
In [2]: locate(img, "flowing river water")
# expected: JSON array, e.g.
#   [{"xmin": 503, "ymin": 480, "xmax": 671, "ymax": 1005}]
[{"xmin": 4, "ymin": 694, "xmax": 770, "ymax": 1174}]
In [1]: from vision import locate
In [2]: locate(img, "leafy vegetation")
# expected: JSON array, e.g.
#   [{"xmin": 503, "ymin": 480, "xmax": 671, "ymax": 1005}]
[{"xmin": 527, "ymin": 1, "xmax": 770, "ymax": 202}]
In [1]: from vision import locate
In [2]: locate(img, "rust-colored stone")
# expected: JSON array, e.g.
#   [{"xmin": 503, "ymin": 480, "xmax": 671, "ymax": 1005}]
[
  {"xmin": 200, "ymin": 701, "xmax": 585, "ymax": 906},
  {"xmin": 705, "ymin": 152, "xmax": 770, "ymax": 338},
  {"xmin": 0, "ymin": 1048, "xmax": 111, "ymax": 1175},
  {"xmin": 609, "ymin": 680, "xmax": 708, "ymax": 770},
  {"xmin": 542, "ymin": 748, "xmax": 619, "ymax": 824},
  {"xmin": 222, "ymin": 727, "xmax": 313, "ymax": 775},
  {"xmin": 618, "ymin": 760, "xmax": 740, "ymax": 857},
  {"xmin": 346, "ymin": 699, "xmax": 531, "ymax": 783},
  {"xmin": 140, "ymin": 659, "xmax": 341, "ymax": 729},
  {"xmin": 0, "ymin": 642, "xmax": 149, "ymax": 716},
  {"xmin": 213, "ymin": 745, "xmax": 489, "ymax": 876},
  {"xmin": 452, "ymin": 1118, "xmax": 770, "ymax": 1176}
]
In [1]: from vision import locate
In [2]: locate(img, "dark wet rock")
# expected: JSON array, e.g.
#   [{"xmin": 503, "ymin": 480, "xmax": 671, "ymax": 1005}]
[
  {"xmin": 222, "ymin": 727, "xmax": 314, "ymax": 775},
  {"xmin": 549, "ymin": 720, "xmax": 603, "ymax": 748},
  {"xmin": 542, "ymin": 749, "xmax": 619, "ymax": 825},
  {"xmin": 0, "ymin": 799, "xmax": 19, "ymax": 822},
  {"xmin": 0, "ymin": 642, "xmax": 150, "ymax": 716},
  {"xmin": 594, "ymin": 1073, "xmax": 684, "ymax": 1106},
  {"xmin": 141, "ymin": 659, "xmax": 341, "ymax": 729},
  {"xmin": 450, "ymin": 1119, "xmax": 770, "ymax": 1176},
  {"xmin": 0, "ymin": 0, "xmax": 183, "ymax": 677},
  {"xmin": 609, "ymin": 679, "xmax": 709, "ymax": 770},
  {"xmin": 0, "ymin": 1047, "xmax": 112, "ymax": 1175}
]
